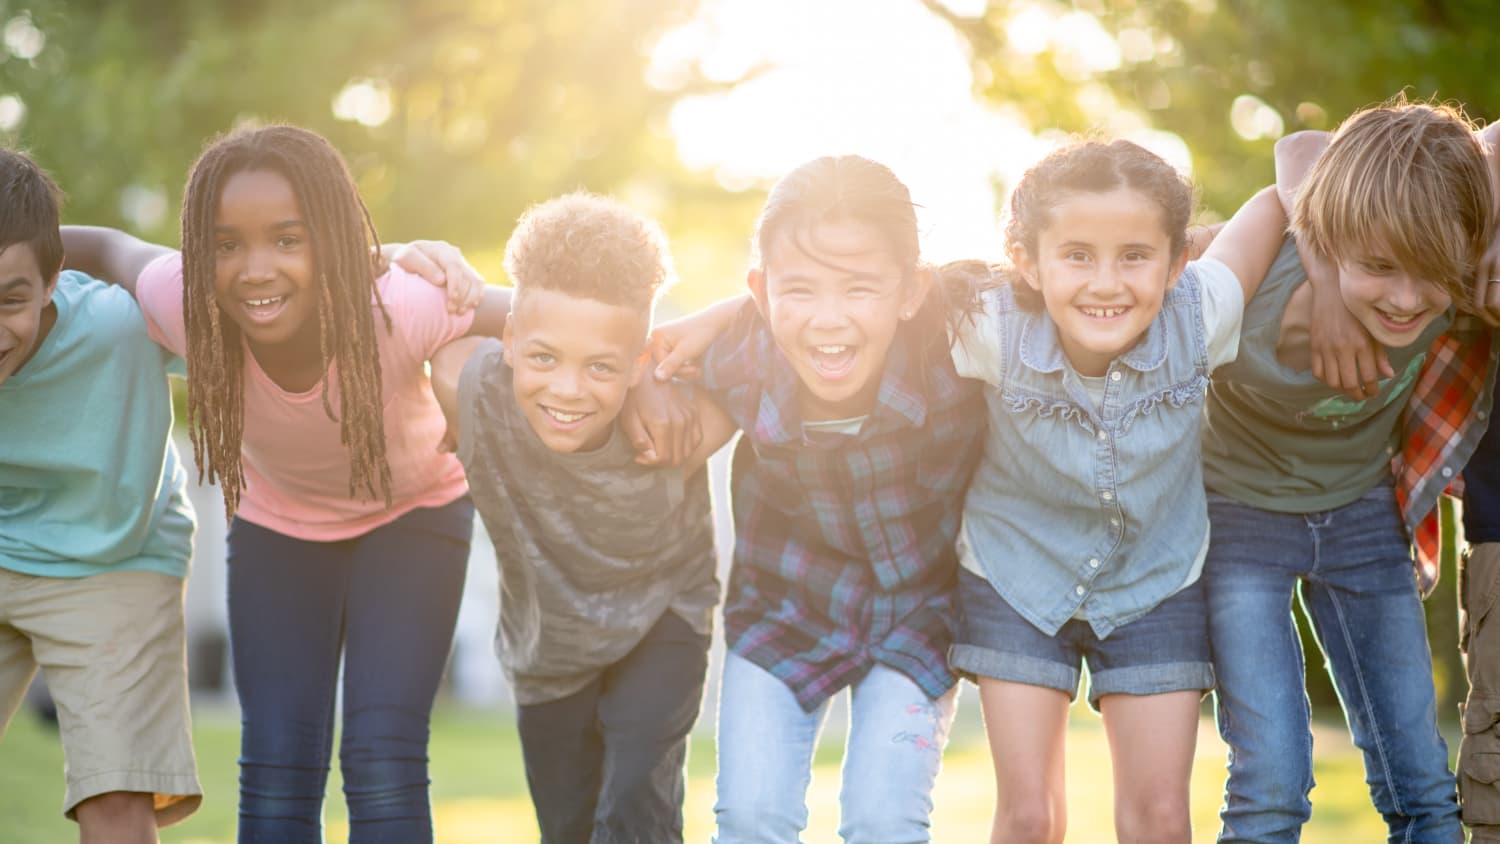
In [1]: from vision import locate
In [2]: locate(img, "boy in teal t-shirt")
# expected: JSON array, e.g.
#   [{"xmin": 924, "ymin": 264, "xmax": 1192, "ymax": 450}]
[{"xmin": 0, "ymin": 148, "xmax": 201, "ymax": 835}]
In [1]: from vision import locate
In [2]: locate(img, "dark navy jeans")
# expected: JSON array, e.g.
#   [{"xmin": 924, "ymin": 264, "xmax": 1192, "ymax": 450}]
[
  {"xmin": 516, "ymin": 610, "xmax": 709, "ymax": 844},
  {"xmin": 1204, "ymin": 485, "xmax": 1461, "ymax": 843},
  {"xmin": 227, "ymin": 497, "xmax": 473, "ymax": 844}
]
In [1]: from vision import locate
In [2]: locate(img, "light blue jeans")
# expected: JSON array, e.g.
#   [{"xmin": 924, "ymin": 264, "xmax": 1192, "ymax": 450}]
[
  {"xmin": 1205, "ymin": 486, "xmax": 1461, "ymax": 844},
  {"xmin": 713, "ymin": 653, "xmax": 957, "ymax": 844}
]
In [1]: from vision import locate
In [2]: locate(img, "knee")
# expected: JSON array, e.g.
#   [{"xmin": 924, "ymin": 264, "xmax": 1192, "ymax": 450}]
[
  {"xmin": 1115, "ymin": 794, "xmax": 1190, "ymax": 844},
  {"xmin": 713, "ymin": 795, "xmax": 806, "ymax": 844},
  {"xmin": 990, "ymin": 800, "xmax": 1064, "ymax": 844}
]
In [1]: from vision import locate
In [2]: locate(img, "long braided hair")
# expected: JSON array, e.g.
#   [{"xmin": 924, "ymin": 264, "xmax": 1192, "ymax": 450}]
[{"xmin": 181, "ymin": 124, "xmax": 394, "ymax": 519}]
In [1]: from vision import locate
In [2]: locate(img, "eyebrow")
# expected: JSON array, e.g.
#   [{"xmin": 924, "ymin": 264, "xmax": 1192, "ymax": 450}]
[
  {"xmin": 773, "ymin": 270, "xmax": 898, "ymax": 285},
  {"xmin": 213, "ymin": 219, "xmax": 308, "ymax": 235},
  {"xmin": 0, "ymin": 277, "xmax": 36, "ymax": 294},
  {"xmin": 1056, "ymin": 240, "xmax": 1159, "ymax": 251}
]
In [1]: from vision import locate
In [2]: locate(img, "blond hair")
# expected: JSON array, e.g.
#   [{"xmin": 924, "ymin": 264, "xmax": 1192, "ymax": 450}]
[
  {"xmin": 503, "ymin": 191, "xmax": 674, "ymax": 315},
  {"xmin": 1293, "ymin": 99, "xmax": 1494, "ymax": 309}
]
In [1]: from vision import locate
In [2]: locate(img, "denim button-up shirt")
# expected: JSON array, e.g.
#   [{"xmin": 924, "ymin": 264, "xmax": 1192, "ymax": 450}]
[{"xmin": 953, "ymin": 266, "xmax": 1215, "ymax": 638}]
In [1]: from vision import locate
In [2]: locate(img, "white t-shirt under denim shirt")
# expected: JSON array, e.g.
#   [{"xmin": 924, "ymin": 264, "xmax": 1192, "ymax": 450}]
[{"xmin": 950, "ymin": 258, "xmax": 1245, "ymax": 637}]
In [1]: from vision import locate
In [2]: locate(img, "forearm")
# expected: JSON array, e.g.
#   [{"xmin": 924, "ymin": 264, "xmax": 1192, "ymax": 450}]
[
  {"xmin": 1273, "ymin": 131, "xmax": 1331, "ymax": 219},
  {"xmin": 59, "ymin": 225, "xmax": 172, "ymax": 295}
]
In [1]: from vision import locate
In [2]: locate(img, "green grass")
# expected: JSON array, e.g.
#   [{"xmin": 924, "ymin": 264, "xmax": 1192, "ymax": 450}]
[{"xmin": 0, "ymin": 693, "xmax": 1422, "ymax": 843}]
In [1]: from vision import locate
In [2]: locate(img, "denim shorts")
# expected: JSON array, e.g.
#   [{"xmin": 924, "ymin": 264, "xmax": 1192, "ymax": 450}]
[{"xmin": 950, "ymin": 567, "xmax": 1214, "ymax": 709}]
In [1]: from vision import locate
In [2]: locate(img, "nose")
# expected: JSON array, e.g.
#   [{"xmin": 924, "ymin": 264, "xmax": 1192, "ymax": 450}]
[
  {"xmin": 239, "ymin": 246, "xmax": 276, "ymax": 283},
  {"xmin": 808, "ymin": 293, "xmax": 848, "ymax": 330},
  {"xmin": 1087, "ymin": 263, "xmax": 1124, "ymax": 295},
  {"xmin": 1384, "ymin": 272, "xmax": 1425, "ymax": 311},
  {"xmin": 550, "ymin": 366, "xmax": 585, "ymax": 399}
]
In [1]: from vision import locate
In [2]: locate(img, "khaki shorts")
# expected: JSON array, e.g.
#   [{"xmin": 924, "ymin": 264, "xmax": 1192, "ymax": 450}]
[{"xmin": 0, "ymin": 568, "xmax": 201, "ymax": 826}]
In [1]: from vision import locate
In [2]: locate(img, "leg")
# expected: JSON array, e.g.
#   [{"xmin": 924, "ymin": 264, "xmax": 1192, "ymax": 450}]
[
  {"xmin": 1099, "ymin": 692, "xmax": 1199, "ymax": 844},
  {"xmin": 16, "ymin": 570, "xmax": 200, "ymax": 829},
  {"xmin": 1461, "ymin": 542, "xmax": 1500, "ymax": 842},
  {"xmin": 516, "ymin": 680, "xmax": 606, "ymax": 844},
  {"xmin": 594, "ymin": 611, "xmax": 710, "ymax": 844},
  {"xmin": 713, "ymin": 651, "xmax": 829, "ymax": 844},
  {"xmin": 838, "ymin": 666, "xmax": 958, "ymax": 844},
  {"xmin": 228, "ymin": 518, "xmax": 350, "ymax": 844},
  {"xmin": 0, "ymin": 622, "xmax": 37, "ymax": 737},
  {"xmin": 1204, "ymin": 497, "xmax": 1317, "ymax": 844},
  {"xmin": 339, "ymin": 498, "xmax": 472, "ymax": 843},
  {"xmin": 1300, "ymin": 488, "xmax": 1461, "ymax": 843},
  {"xmin": 976, "ymin": 679, "xmax": 1069, "ymax": 844},
  {"xmin": 75, "ymin": 791, "xmax": 156, "ymax": 844}
]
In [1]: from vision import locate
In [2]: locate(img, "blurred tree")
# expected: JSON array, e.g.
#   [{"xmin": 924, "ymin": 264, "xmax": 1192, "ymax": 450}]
[
  {"xmin": 924, "ymin": 0, "xmax": 1500, "ymax": 218},
  {"xmin": 0, "ymin": 0, "xmax": 706, "ymax": 260},
  {"xmin": 922, "ymin": 0, "xmax": 1492, "ymax": 715}
]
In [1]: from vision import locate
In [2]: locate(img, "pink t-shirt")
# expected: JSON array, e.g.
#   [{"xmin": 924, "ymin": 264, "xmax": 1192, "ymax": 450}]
[{"xmin": 136, "ymin": 252, "xmax": 473, "ymax": 541}]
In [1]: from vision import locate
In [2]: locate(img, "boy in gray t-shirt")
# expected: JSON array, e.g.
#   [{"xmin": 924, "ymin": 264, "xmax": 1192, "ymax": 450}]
[{"xmin": 430, "ymin": 192, "xmax": 734, "ymax": 843}]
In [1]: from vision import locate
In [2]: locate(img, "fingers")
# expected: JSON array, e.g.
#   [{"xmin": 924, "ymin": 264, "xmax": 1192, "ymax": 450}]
[
  {"xmin": 396, "ymin": 243, "xmax": 443, "ymax": 285},
  {"xmin": 653, "ymin": 340, "xmax": 691, "ymax": 382},
  {"xmin": 441, "ymin": 253, "xmax": 486, "ymax": 314},
  {"xmin": 621, "ymin": 406, "xmax": 660, "ymax": 465}
]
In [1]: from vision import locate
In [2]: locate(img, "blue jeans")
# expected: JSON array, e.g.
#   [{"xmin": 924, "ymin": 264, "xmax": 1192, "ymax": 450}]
[
  {"xmin": 1204, "ymin": 486, "xmax": 1460, "ymax": 843},
  {"xmin": 227, "ymin": 498, "xmax": 473, "ymax": 844},
  {"xmin": 713, "ymin": 652, "xmax": 957, "ymax": 844}
]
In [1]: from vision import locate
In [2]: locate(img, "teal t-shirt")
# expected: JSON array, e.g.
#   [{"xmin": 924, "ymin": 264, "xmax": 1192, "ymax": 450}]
[
  {"xmin": 0, "ymin": 271, "xmax": 194, "ymax": 578},
  {"xmin": 1203, "ymin": 237, "xmax": 1449, "ymax": 512}
]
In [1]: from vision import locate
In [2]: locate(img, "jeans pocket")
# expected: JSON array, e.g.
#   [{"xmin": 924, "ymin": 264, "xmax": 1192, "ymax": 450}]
[{"xmin": 1461, "ymin": 698, "xmax": 1500, "ymax": 825}]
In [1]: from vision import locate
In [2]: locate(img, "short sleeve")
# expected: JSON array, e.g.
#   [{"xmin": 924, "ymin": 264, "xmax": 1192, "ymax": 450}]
[
  {"xmin": 948, "ymin": 289, "xmax": 1005, "ymax": 383},
  {"xmin": 134, "ymin": 251, "xmax": 189, "ymax": 357},
  {"xmin": 698, "ymin": 299, "xmax": 766, "ymax": 395},
  {"xmin": 1192, "ymin": 257, "xmax": 1246, "ymax": 371},
  {"xmin": 379, "ymin": 265, "xmax": 477, "ymax": 361},
  {"xmin": 456, "ymin": 338, "xmax": 506, "ymax": 469}
]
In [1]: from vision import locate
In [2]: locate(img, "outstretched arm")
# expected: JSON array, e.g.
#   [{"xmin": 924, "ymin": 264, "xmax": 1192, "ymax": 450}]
[
  {"xmin": 650, "ymin": 294, "xmax": 751, "ymax": 381},
  {"xmin": 1203, "ymin": 186, "xmax": 1286, "ymax": 303},
  {"xmin": 60, "ymin": 225, "xmax": 174, "ymax": 296},
  {"xmin": 428, "ymin": 335, "xmax": 490, "ymax": 453}
]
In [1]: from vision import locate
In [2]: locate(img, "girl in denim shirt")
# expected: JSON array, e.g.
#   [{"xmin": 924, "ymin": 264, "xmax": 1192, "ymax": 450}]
[{"xmin": 946, "ymin": 140, "xmax": 1287, "ymax": 844}]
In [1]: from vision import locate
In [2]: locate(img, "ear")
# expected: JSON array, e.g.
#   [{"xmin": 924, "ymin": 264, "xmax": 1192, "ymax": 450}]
[
  {"xmin": 1010, "ymin": 244, "xmax": 1042, "ymax": 293},
  {"xmin": 900, "ymin": 266, "xmax": 935, "ymax": 319},
  {"xmin": 747, "ymin": 267, "xmax": 770, "ymax": 318},
  {"xmin": 500, "ymin": 312, "xmax": 515, "ymax": 366},
  {"xmin": 1164, "ymin": 249, "xmax": 1190, "ymax": 291}
]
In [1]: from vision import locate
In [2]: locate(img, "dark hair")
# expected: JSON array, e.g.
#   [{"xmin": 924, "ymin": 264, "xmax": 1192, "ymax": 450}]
[
  {"xmin": 965, "ymin": 139, "xmax": 1196, "ymax": 311},
  {"xmin": 0, "ymin": 147, "xmax": 64, "ymax": 278},
  {"xmin": 180, "ymin": 124, "xmax": 393, "ymax": 518}
]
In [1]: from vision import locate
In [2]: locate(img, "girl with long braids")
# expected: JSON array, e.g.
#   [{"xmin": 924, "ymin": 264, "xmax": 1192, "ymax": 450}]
[{"xmin": 63, "ymin": 123, "xmax": 507, "ymax": 843}]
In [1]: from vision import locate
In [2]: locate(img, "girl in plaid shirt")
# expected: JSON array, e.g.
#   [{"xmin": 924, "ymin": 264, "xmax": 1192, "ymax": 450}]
[{"xmin": 649, "ymin": 155, "xmax": 986, "ymax": 843}]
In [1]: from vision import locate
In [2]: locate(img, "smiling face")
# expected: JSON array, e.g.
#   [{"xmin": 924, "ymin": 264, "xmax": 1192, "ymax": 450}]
[
  {"xmin": 0, "ymin": 242, "xmax": 58, "ymax": 387},
  {"xmin": 504, "ymin": 287, "xmax": 650, "ymax": 452},
  {"xmin": 1015, "ymin": 187, "xmax": 1187, "ymax": 377},
  {"xmin": 211, "ymin": 168, "xmax": 320, "ymax": 355},
  {"xmin": 750, "ymin": 217, "xmax": 927, "ymax": 422},
  {"xmin": 1337, "ymin": 250, "xmax": 1451, "ymax": 348}
]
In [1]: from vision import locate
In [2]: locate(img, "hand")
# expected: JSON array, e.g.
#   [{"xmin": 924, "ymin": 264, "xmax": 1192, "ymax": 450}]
[
  {"xmin": 1308, "ymin": 259, "xmax": 1391, "ymax": 399},
  {"xmin": 1472, "ymin": 232, "xmax": 1500, "ymax": 327},
  {"xmin": 649, "ymin": 315, "xmax": 723, "ymax": 382},
  {"xmin": 390, "ymin": 240, "xmax": 486, "ymax": 314},
  {"xmin": 619, "ymin": 375, "xmax": 703, "ymax": 466}
]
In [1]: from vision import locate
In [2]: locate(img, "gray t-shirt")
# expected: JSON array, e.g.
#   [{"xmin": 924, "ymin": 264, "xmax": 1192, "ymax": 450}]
[{"xmin": 456, "ymin": 340, "xmax": 719, "ymax": 705}]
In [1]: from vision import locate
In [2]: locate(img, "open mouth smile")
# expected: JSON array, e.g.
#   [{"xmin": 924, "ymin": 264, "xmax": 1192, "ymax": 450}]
[
  {"xmin": 1079, "ymin": 305, "xmax": 1130, "ymax": 318},
  {"xmin": 809, "ymin": 343, "xmax": 858, "ymax": 380}
]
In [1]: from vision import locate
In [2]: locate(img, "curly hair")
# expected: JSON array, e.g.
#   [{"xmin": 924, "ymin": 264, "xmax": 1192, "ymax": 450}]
[
  {"xmin": 180, "ymin": 124, "xmax": 393, "ymax": 519},
  {"xmin": 503, "ymin": 191, "xmax": 674, "ymax": 315}
]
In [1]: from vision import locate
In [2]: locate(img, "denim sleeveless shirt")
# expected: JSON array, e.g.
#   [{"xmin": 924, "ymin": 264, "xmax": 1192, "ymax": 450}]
[{"xmin": 954, "ymin": 265, "xmax": 1213, "ymax": 638}]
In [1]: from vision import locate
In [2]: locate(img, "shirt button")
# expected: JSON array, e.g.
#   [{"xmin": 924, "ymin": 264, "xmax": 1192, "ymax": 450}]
[
  {"xmin": 1075, "ymin": 585, "xmax": 1086, "ymax": 596},
  {"xmin": 1101, "ymin": 490, "xmax": 1114, "ymax": 501},
  {"xmin": 1088, "ymin": 558, "xmax": 1100, "ymax": 568},
  {"xmin": 1480, "ymin": 410, "xmax": 1489, "ymax": 421},
  {"xmin": 1442, "ymin": 466, "xmax": 1455, "ymax": 478},
  {"xmin": 1097, "ymin": 429, "xmax": 1108, "ymax": 441},
  {"xmin": 1110, "ymin": 371, "xmax": 1122, "ymax": 382},
  {"xmin": 1110, "ymin": 518, "xmax": 1120, "ymax": 528}
]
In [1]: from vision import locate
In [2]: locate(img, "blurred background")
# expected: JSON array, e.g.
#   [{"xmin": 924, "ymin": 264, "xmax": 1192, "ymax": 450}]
[{"xmin": 2, "ymin": 0, "xmax": 1498, "ymax": 840}]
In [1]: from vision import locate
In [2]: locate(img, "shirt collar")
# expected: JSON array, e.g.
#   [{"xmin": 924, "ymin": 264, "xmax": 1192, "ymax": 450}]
[{"xmin": 1017, "ymin": 308, "xmax": 1170, "ymax": 376}]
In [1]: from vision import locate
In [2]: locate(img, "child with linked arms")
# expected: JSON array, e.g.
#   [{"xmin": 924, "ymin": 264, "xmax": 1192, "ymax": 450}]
[
  {"xmin": 942, "ymin": 140, "xmax": 1286, "ymax": 844},
  {"xmin": 651, "ymin": 155, "xmax": 986, "ymax": 842},
  {"xmin": 426, "ymin": 192, "xmax": 734, "ymax": 844},
  {"xmin": 61, "ymin": 124, "xmax": 511, "ymax": 843}
]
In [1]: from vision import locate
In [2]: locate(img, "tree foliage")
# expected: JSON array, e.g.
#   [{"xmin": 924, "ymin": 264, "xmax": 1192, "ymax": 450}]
[
  {"xmin": 0, "ymin": 0, "xmax": 700, "ymax": 251},
  {"xmin": 926, "ymin": 0, "xmax": 1500, "ymax": 216}
]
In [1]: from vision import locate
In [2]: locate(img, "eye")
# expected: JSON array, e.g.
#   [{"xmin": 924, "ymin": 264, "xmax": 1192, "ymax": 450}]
[
  {"xmin": 215, "ymin": 240, "xmax": 239, "ymax": 256},
  {"xmin": 1064, "ymin": 249, "xmax": 1091, "ymax": 263},
  {"xmin": 1357, "ymin": 259, "xmax": 1396, "ymax": 275},
  {"xmin": 529, "ymin": 352, "xmax": 555, "ymax": 365},
  {"xmin": 276, "ymin": 234, "xmax": 303, "ymax": 249},
  {"xmin": 588, "ymin": 361, "xmax": 618, "ymax": 376},
  {"xmin": 1122, "ymin": 250, "xmax": 1149, "ymax": 262}
]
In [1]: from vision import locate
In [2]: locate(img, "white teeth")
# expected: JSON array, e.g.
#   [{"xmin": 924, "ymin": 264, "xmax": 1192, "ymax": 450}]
[
  {"xmin": 544, "ymin": 407, "xmax": 587, "ymax": 423},
  {"xmin": 245, "ymin": 296, "xmax": 286, "ymax": 307},
  {"xmin": 1081, "ymin": 306, "xmax": 1128, "ymax": 317},
  {"xmin": 814, "ymin": 344, "xmax": 849, "ymax": 354},
  {"xmin": 1380, "ymin": 310, "xmax": 1420, "ymax": 324}
]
